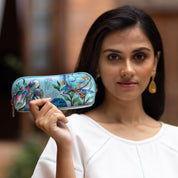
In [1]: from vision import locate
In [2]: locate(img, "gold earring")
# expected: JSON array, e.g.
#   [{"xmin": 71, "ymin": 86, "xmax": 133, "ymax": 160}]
[{"xmin": 148, "ymin": 74, "xmax": 157, "ymax": 94}]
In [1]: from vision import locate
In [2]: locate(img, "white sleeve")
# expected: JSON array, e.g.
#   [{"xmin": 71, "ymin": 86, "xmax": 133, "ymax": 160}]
[
  {"xmin": 31, "ymin": 134, "xmax": 84, "ymax": 178},
  {"xmin": 31, "ymin": 138, "xmax": 57, "ymax": 178}
]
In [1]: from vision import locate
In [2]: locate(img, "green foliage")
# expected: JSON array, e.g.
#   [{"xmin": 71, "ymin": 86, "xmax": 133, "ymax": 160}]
[
  {"xmin": 7, "ymin": 133, "xmax": 48, "ymax": 178},
  {"xmin": 89, "ymin": 81, "xmax": 93, "ymax": 90},
  {"xmin": 23, "ymin": 79, "xmax": 28, "ymax": 87},
  {"xmin": 73, "ymin": 96, "xmax": 80, "ymax": 104},
  {"xmin": 2, "ymin": 54, "xmax": 23, "ymax": 75},
  {"xmin": 70, "ymin": 91, "xmax": 74, "ymax": 98},
  {"xmin": 63, "ymin": 95, "xmax": 70, "ymax": 101},
  {"xmin": 52, "ymin": 84, "xmax": 60, "ymax": 91}
]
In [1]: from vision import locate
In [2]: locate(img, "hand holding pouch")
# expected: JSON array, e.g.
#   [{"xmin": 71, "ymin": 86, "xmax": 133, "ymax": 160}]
[{"xmin": 11, "ymin": 72, "xmax": 96, "ymax": 116}]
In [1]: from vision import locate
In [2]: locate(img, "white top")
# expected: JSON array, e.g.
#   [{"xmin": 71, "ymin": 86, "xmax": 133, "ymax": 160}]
[{"xmin": 31, "ymin": 114, "xmax": 178, "ymax": 178}]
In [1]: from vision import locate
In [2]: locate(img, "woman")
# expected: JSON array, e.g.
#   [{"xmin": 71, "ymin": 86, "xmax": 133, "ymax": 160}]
[{"xmin": 31, "ymin": 5, "xmax": 178, "ymax": 178}]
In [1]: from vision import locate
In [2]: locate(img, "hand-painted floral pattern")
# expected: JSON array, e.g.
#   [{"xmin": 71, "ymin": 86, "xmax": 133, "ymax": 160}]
[
  {"xmin": 12, "ymin": 72, "xmax": 96, "ymax": 111},
  {"xmin": 52, "ymin": 73, "xmax": 95, "ymax": 108},
  {"xmin": 13, "ymin": 80, "xmax": 43, "ymax": 111}
]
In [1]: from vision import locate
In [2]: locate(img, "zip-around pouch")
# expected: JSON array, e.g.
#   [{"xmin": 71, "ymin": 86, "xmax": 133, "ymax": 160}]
[{"xmin": 11, "ymin": 72, "xmax": 96, "ymax": 116}]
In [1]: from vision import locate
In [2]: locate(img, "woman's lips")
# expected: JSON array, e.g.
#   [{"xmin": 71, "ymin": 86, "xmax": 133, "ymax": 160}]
[{"xmin": 117, "ymin": 81, "xmax": 138, "ymax": 88}]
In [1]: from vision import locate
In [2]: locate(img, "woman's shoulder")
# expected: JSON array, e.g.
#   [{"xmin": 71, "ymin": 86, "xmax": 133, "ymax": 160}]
[
  {"xmin": 66, "ymin": 113, "xmax": 90, "ymax": 125},
  {"xmin": 66, "ymin": 113, "xmax": 110, "ymax": 145},
  {"xmin": 160, "ymin": 122, "xmax": 178, "ymax": 151},
  {"xmin": 66, "ymin": 113, "xmax": 109, "ymax": 137},
  {"xmin": 66, "ymin": 113, "xmax": 95, "ymax": 131},
  {"xmin": 163, "ymin": 122, "xmax": 178, "ymax": 135},
  {"xmin": 66, "ymin": 113, "xmax": 101, "ymax": 130}
]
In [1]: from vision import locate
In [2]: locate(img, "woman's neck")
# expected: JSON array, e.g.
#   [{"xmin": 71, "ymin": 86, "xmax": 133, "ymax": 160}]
[
  {"xmin": 95, "ymin": 94, "xmax": 149, "ymax": 125},
  {"xmin": 85, "ymin": 93, "xmax": 162, "ymax": 141}
]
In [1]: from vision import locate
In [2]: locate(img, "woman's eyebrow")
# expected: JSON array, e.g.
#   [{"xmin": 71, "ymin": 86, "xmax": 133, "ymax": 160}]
[
  {"xmin": 132, "ymin": 47, "xmax": 151, "ymax": 53},
  {"xmin": 103, "ymin": 47, "xmax": 151, "ymax": 54},
  {"xmin": 103, "ymin": 49, "xmax": 122, "ymax": 53}
]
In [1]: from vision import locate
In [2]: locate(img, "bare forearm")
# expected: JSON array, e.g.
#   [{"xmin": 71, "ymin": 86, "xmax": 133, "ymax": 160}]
[
  {"xmin": 29, "ymin": 99, "xmax": 75, "ymax": 177},
  {"xmin": 56, "ymin": 147, "xmax": 76, "ymax": 178}
]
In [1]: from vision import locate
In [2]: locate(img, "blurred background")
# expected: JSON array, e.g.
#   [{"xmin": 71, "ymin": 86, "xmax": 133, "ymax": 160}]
[{"xmin": 0, "ymin": 0, "xmax": 178, "ymax": 177}]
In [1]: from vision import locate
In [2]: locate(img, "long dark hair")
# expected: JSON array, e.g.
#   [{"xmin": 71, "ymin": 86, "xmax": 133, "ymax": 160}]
[{"xmin": 72, "ymin": 5, "xmax": 165, "ymax": 120}]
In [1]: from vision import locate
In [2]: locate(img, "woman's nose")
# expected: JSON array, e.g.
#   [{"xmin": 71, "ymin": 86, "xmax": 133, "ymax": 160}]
[{"xmin": 120, "ymin": 60, "xmax": 135, "ymax": 79}]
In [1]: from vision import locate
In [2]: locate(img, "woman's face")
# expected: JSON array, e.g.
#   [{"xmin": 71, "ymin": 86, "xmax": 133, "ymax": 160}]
[{"xmin": 98, "ymin": 26, "xmax": 159, "ymax": 102}]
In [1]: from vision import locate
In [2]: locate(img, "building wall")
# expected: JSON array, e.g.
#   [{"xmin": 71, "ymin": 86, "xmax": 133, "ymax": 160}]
[
  {"xmin": 151, "ymin": 13, "xmax": 178, "ymax": 125},
  {"xmin": 65, "ymin": 0, "xmax": 116, "ymax": 72},
  {"xmin": 117, "ymin": 0, "xmax": 178, "ymax": 9}
]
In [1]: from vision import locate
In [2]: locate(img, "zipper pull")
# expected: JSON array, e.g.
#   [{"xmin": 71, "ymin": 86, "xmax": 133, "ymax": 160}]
[{"xmin": 10, "ymin": 99, "xmax": 15, "ymax": 118}]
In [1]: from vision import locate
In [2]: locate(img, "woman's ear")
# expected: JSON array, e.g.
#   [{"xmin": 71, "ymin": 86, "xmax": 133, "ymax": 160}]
[
  {"xmin": 153, "ymin": 51, "xmax": 161, "ymax": 73},
  {"xmin": 156, "ymin": 51, "xmax": 161, "ymax": 60},
  {"xmin": 95, "ymin": 68, "xmax": 101, "ymax": 78}
]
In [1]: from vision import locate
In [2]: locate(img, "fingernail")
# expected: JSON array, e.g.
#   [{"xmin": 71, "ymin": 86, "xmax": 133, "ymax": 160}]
[{"xmin": 45, "ymin": 98, "xmax": 52, "ymax": 101}]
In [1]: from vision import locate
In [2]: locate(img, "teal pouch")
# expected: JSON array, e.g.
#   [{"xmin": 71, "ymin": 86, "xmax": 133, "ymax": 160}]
[{"xmin": 11, "ymin": 72, "xmax": 96, "ymax": 116}]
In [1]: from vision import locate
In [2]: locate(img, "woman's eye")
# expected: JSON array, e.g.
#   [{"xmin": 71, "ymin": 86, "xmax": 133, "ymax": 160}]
[
  {"xmin": 107, "ymin": 54, "xmax": 121, "ymax": 61},
  {"xmin": 133, "ymin": 53, "xmax": 146, "ymax": 61}
]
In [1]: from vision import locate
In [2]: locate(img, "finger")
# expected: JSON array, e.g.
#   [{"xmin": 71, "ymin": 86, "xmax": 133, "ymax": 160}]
[
  {"xmin": 45, "ymin": 106, "xmax": 68, "ymax": 124},
  {"xmin": 29, "ymin": 98, "xmax": 51, "ymax": 116},
  {"xmin": 32, "ymin": 101, "xmax": 55, "ymax": 129},
  {"xmin": 36, "ymin": 108, "xmax": 68, "ymax": 132},
  {"xmin": 39, "ymin": 100, "xmax": 58, "ymax": 117},
  {"xmin": 56, "ymin": 112, "xmax": 68, "ymax": 124}
]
